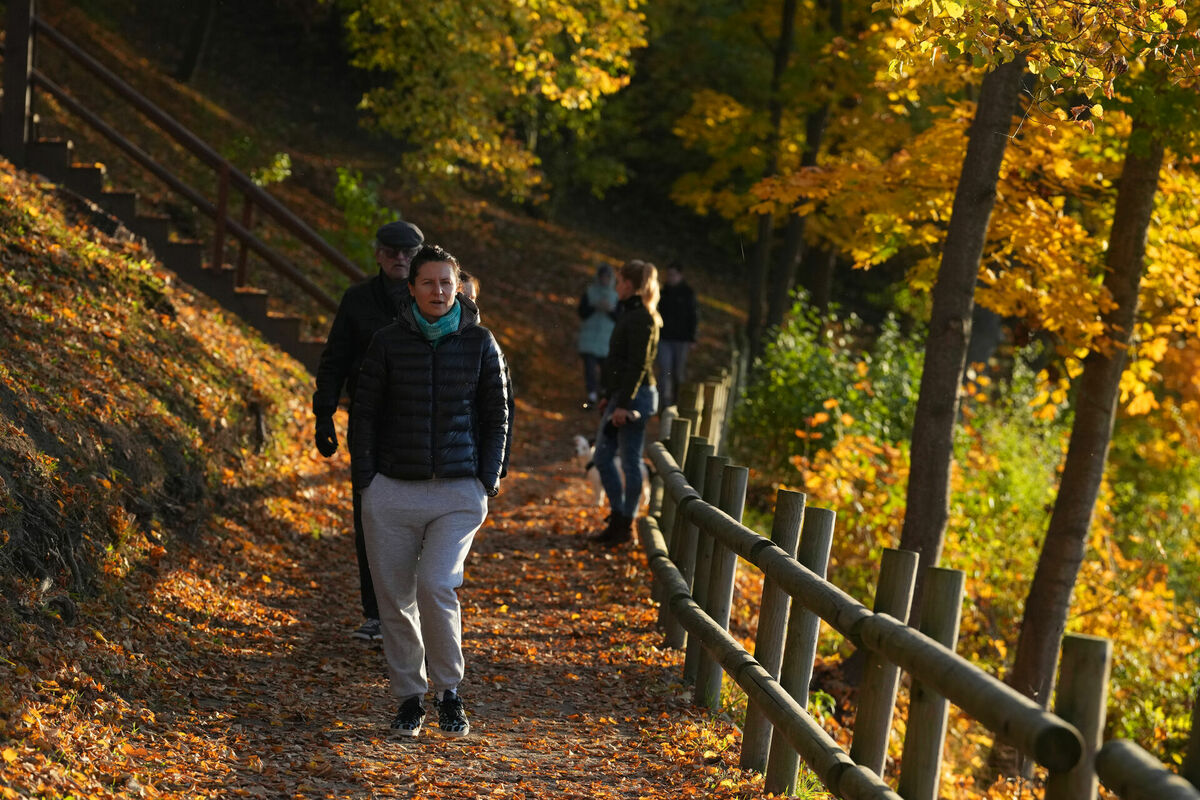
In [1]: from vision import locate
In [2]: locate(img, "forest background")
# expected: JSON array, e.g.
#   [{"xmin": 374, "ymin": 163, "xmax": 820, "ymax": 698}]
[{"xmin": 3, "ymin": 0, "xmax": 1199, "ymax": 788}]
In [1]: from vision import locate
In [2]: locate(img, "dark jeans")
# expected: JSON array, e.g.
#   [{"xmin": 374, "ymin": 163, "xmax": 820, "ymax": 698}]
[
  {"xmin": 594, "ymin": 384, "xmax": 658, "ymax": 518},
  {"xmin": 656, "ymin": 339, "xmax": 691, "ymax": 408},
  {"xmin": 582, "ymin": 353, "xmax": 604, "ymax": 398}
]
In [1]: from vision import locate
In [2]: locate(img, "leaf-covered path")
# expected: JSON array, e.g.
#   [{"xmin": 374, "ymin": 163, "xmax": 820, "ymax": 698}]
[{"xmin": 3, "ymin": 409, "xmax": 768, "ymax": 800}]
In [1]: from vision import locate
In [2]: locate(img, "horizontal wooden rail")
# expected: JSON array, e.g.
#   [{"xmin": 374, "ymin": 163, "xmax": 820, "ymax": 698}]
[
  {"xmin": 32, "ymin": 17, "xmax": 365, "ymax": 284},
  {"xmin": 1097, "ymin": 740, "xmax": 1200, "ymax": 800},
  {"xmin": 641, "ymin": 513, "xmax": 902, "ymax": 800},
  {"xmin": 29, "ymin": 70, "xmax": 337, "ymax": 312},
  {"xmin": 647, "ymin": 440, "xmax": 1084, "ymax": 773}
]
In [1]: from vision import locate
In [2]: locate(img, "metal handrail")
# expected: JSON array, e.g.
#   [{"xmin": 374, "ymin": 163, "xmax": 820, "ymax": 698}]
[
  {"xmin": 31, "ymin": 17, "xmax": 365, "ymax": 286},
  {"xmin": 30, "ymin": 69, "xmax": 337, "ymax": 311}
]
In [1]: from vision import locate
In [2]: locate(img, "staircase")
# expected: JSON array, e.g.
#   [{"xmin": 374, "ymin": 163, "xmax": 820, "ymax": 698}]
[
  {"xmin": 2, "ymin": 2, "xmax": 362, "ymax": 376},
  {"xmin": 24, "ymin": 137, "xmax": 328, "ymax": 372}
]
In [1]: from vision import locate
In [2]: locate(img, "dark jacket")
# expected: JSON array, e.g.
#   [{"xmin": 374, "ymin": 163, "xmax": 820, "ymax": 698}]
[
  {"xmin": 349, "ymin": 300, "xmax": 509, "ymax": 495},
  {"xmin": 311, "ymin": 273, "xmax": 409, "ymax": 419},
  {"xmin": 659, "ymin": 281, "xmax": 698, "ymax": 342},
  {"xmin": 601, "ymin": 295, "xmax": 660, "ymax": 409}
]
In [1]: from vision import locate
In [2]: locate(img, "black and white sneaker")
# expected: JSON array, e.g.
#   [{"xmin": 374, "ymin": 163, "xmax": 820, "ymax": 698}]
[
  {"xmin": 435, "ymin": 690, "xmax": 469, "ymax": 737},
  {"xmin": 352, "ymin": 618, "xmax": 383, "ymax": 641},
  {"xmin": 389, "ymin": 696, "xmax": 425, "ymax": 738}
]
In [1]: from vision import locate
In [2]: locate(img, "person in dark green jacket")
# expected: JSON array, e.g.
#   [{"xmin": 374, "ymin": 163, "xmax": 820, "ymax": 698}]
[
  {"xmin": 590, "ymin": 260, "xmax": 661, "ymax": 546},
  {"xmin": 311, "ymin": 220, "xmax": 423, "ymax": 642}
]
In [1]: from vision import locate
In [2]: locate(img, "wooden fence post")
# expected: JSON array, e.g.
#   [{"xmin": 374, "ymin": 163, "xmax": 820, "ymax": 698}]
[
  {"xmin": 699, "ymin": 381, "xmax": 719, "ymax": 444},
  {"xmin": 234, "ymin": 195, "xmax": 255, "ymax": 286},
  {"xmin": 211, "ymin": 162, "xmax": 230, "ymax": 272},
  {"xmin": 2, "ymin": 0, "xmax": 36, "ymax": 166},
  {"xmin": 696, "ymin": 464, "xmax": 749, "ymax": 710},
  {"xmin": 1045, "ymin": 634, "xmax": 1112, "ymax": 800},
  {"xmin": 765, "ymin": 506, "xmax": 836, "ymax": 795},
  {"xmin": 683, "ymin": 454, "xmax": 727, "ymax": 684},
  {"xmin": 661, "ymin": 436, "xmax": 711, "ymax": 648},
  {"xmin": 1182, "ymin": 686, "xmax": 1200, "ymax": 789},
  {"xmin": 740, "ymin": 489, "xmax": 807, "ymax": 772},
  {"xmin": 898, "ymin": 567, "xmax": 965, "ymax": 800},
  {"xmin": 678, "ymin": 382, "xmax": 704, "ymax": 422},
  {"xmin": 851, "ymin": 548, "xmax": 920, "ymax": 776},
  {"xmin": 657, "ymin": 418, "xmax": 692, "ymax": 551}
]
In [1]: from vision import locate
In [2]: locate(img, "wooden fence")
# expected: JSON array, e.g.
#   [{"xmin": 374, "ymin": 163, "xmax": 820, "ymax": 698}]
[{"xmin": 641, "ymin": 379, "xmax": 1200, "ymax": 800}]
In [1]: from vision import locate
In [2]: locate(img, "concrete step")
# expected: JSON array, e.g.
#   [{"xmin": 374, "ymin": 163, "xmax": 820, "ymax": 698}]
[
  {"xmin": 97, "ymin": 190, "xmax": 137, "ymax": 221},
  {"xmin": 64, "ymin": 163, "xmax": 105, "ymax": 200},
  {"xmin": 27, "ymin": 138, "xmax": 72, "ymax": 183},
  {"xmin": 227, "ymin": 286, "xmax": 270, "ymax": 322},
  {"xmin": 285, "ymin": 338, "xmax": 326, "ymax": 374},
  {"xmin": 127, "ymin": 214, "xmax": 171, "ymax": 252},
  {"xmin": 261, "ymin": 311, "xmax": 303, "ymax": 345}
]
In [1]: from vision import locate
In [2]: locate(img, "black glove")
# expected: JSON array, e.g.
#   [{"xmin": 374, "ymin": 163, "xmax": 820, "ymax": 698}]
[
  {"xmin": 314, "ymin": 416, "xmax": 338, "ymax": 457},
  {"xmin": 480, "ymin": 476, "xmax": 500, "ymax": 497}
]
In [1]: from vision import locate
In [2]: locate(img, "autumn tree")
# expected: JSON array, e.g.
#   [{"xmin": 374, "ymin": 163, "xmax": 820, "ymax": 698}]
[
  {"xmin": 337, "ymin": 0, "xmax": 647, "ymax": 202},
  {"xmin": 876, "ymin": 0, "xmax": 1195, "ymax": 618}
]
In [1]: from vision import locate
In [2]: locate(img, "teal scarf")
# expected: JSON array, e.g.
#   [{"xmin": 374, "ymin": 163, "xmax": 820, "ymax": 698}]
[{"xmin": 414, "ymin": 301, "xmax": 461, "ymax": 348}]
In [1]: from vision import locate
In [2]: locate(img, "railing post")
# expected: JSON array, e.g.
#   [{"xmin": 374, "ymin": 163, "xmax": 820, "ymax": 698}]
[
  {"xmin": 211, "ymin": 162, "xmax": 230, "ymax": 274},
  {"xmin": 740, "ymin": 489, "xmax": 806, "ymax": 773},
  {"xmin": 1183, "ymin": 685, "xmax": 1200, "ymax": 790},
  {"xmin": 695, "ymin": 464, "xmax": 749, "ymax": 710},
  {"xmin": 235, "ymin": 193, "xmax": 254, "ymax": 286},
  {"xmin": 661, "ymin": 436, "xmax": 711, "ymax": 649},
  {"xmin": 898, "ymin": 567, "xmax": 965, "ymax": 800},
  {"xmin": 683, "ymin": 453, "xmax": 727, "ymax": 684},
  {"xmin": 2, "ymin": 0, "xmax": 36, "ymax": 166},
  {"xmin": 678, "ymin": 382, "xmax": 704, "ymax": 424},
  {"xmin": 765, "ymin": 505, "xmax": 836, "ymax": 795},
  {"xmin": 699, "ymin": 381, "xmax": 719, "ymax": 444},
  {"xmin": 657, "ymin": 419, "xmax": 692, "ymax": 551},
  {"xmin": 851, "ymin": 548, "xmax": 920, "ymax": 776},
  {"xmin": 1045, "ymin": 634, "xmax": 1112, "ymax": 800}
]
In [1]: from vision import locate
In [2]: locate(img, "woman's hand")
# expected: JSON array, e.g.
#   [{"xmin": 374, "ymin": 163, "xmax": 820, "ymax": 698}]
[{"xmin": 610, "ymin": 407, "xmax": 632, "ymax": 427}]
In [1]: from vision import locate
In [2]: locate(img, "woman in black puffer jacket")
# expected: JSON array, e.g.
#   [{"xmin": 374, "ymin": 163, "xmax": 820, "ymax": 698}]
[
  {"xmin": 590, "ymin": 260, "xmax": 661, "ymax": 547},
  {"xmin": 350, "ymin": 245, "xmax": 509, "ymax": 740}
]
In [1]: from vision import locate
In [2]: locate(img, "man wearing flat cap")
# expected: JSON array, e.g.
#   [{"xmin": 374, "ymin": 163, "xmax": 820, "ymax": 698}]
[{"xmin": 312, "ymin": 220, "xmax": 424, "ymax": 642}]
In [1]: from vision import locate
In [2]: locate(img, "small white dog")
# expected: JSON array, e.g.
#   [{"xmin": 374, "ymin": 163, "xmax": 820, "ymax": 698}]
[{"xmin": 572, "ymin": 434, "xmax": 651, "ymax": 509}]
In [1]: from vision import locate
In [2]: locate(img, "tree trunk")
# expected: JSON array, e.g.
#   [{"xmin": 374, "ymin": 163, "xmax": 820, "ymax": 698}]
[
  {"xmin": 746, "ymin": 214, "xmax": 773, "ymax": 359},
  {"xmin": 966, "ymin": 303, "xmax": 1004, "ymax": 368},
  {"xmin": 765, "ymin": 104, "xmax": 830, "ymax": 332},
  {"xmin": 799, "ymin": 244, "xmax": 836, "ymax": 311},
  {"xmin": 1006, "ymin": 121, "xmax": 1163, "ymax": 713},
  {"xmin": 745, "ymin": 0, "xmax": 797, "ymax": 358},
  {"xmin": 175, "ymin": 0, "xmax": 219, "ymax": 84},
  {"xmin": 897, "ymin": 55, "xmax": 1026, "ymax": 619}
]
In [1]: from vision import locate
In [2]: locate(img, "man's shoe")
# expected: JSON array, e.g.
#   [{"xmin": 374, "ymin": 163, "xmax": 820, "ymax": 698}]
[
  {"xmin": 389, "ymin": 696, "xmax": 425, "ymax": 738},
  {"xmin": 435, "ymin": 690, "xmax": 470, "ymax": 737},
  {"xmin": 352, "ymin": 618, "xmax": 383, "ymax": 641}
]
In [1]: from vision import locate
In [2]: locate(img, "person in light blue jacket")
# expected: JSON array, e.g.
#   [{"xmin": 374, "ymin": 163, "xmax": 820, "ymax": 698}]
[{"xmin": 577, "ymin": 263, "xmax": 619, "ymax": 409}]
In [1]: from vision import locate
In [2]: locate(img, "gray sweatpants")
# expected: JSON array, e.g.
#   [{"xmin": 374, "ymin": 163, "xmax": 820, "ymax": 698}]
[{"xmin": 360, "ymin": 475, "xmax": 488, "ymax": 701}]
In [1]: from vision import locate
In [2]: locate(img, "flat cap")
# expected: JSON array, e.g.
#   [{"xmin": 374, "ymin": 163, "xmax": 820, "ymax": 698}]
[{"xmin": 375, "ymin": 220, "xmax": 424, "ymax": 249}]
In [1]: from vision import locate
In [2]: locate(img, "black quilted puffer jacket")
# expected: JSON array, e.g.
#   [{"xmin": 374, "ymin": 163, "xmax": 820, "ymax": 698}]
[
  {"xmin": 349, "ymin": 300, "xmax": 510, "ymax": 495},
  {"xmin": 311, "ymin": 273, "xmax": 409, "ymax": 418}
]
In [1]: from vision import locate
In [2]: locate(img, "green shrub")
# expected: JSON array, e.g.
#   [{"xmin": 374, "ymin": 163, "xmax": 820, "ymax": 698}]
[
  {"xmin": 327, "ymin": 168, "xmax": 401, "ymax": 272},
  {"xmin": 729, "ymin": 295, "xmax": 924, "ymax": 474}
]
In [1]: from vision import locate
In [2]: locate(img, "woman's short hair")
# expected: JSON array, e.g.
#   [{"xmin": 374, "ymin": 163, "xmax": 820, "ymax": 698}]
[{"xmin": 408, "ymin": 244, "xmax": 461, "ymax": 284}]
